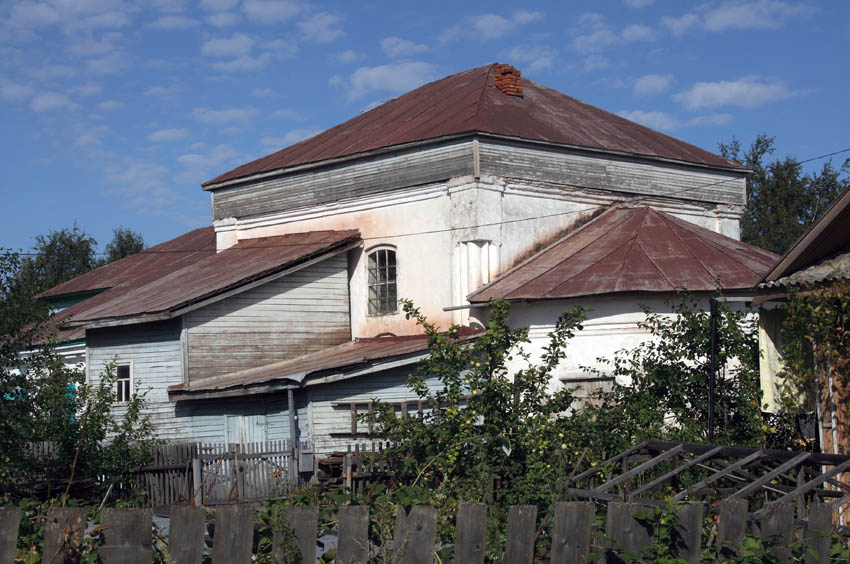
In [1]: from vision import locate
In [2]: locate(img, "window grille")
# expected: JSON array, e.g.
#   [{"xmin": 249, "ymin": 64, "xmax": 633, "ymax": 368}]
[{"xmin": 367, "ymin": 248, "xmax": 397, "ymax": 315}]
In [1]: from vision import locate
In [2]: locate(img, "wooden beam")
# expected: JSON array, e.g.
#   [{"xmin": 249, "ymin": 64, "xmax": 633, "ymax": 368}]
[
  {"xmin": 594, "ymin": 444, "xmax": 684, "ymax": 493},
  {"xmin": 673, "ymin": 450, "xmax": 763, "ymax": 501},
  {"xmin": 569, "ymin": 441, "xmax": 650, "ymax": 484},
  {"xmin": 632, "ymin": 446, "xmax": 724, "ymax": 496},
  {"xmin": 771, "ymin": 458, "xmax": 850, "ymax": 506},
  {"xmin": 729, "ymin": 452, "xmax": 812, "ymax": 500}
]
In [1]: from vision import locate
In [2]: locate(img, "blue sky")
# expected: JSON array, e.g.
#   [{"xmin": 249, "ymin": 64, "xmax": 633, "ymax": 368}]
[{"xmin": 1, "ymin": 0, "xmax": 848, "ymax": 253}]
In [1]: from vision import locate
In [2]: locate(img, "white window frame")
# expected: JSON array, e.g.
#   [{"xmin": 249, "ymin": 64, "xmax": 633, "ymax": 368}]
[
  {"xmin": 114, "ymin": 361, "xmax": 133, "ymax": 404},
  {"xmin": 365, "ymin": 245, "xmax": 399, "ymax": 316}
]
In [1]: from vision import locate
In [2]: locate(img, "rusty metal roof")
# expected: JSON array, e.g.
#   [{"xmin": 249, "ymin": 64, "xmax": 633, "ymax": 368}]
[
  {"xmin": 41, "ymin": 227, "xmax": 217, "ymax": 298},
  {"xmin": 168, "ymin": 328, "xmax": 482, "ymax": 397},
  {"xmin": 64, "ymin": 230, "xmax": 360, "ymax": 326},
  {"xmin": 469, "ymin": 207, "xmax": 778, "ymax": 302},
  {"xmin": 204, "ymin": 64, "xmax": 743, "ymax": 187}
]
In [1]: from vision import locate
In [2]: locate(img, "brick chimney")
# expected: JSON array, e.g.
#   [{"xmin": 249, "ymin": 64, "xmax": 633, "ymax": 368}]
[{"xmin": 493, "ymin": 64, "xmax": 523, "ymax": 97}]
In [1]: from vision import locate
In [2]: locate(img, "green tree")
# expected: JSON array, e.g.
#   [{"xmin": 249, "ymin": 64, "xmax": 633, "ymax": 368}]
[
  {"xmin": 719, "ymin": 135, "xmax": 848, "ymax": 254},
  {"xmin": 100, "ymin": 226, "xmax": 145, "ymax": 265},
  {"xmin": 17, "ymin": 225, "xmax": 98, "ymax": 295}
]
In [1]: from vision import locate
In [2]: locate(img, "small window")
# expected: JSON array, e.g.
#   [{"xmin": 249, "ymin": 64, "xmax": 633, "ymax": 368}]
[
  {"xmin": 116, "ymin": 364, "xmax": 131, "ymax": 403},
  {"xmin": 367, "ymin": 247, "xmax": 397, "ymax": 315}
]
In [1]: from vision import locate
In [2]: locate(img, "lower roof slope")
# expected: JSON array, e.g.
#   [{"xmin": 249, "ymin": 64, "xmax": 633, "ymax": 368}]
[
  {"xmin": 63, "ymin": 230, "xmax": 360, "ymax": 326},
  {"xmin": 469, "ymin": 206, "xmax": 779, "ymax": 302}
]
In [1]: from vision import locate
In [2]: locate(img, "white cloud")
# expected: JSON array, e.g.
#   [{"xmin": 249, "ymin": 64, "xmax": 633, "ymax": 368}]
[
  {"xmin": 584, "ymin": 54, "xmax": 608, "ymax": 72},
  {"xmin": 26, "ymin": 64, "xmax": 75, "ymax": 81},
  {"xmin": 440, "ymin": 10, "xmax": 543, "ymax": 43},
  {"xmin": 686, "ymin": 113, "xmax": 733, "ymax": 126},
  {"xmin": 260, "ymin": 38, "xmax": 297, "ymax": 58},
  {"xmin": 260, "ymin": 128, "xmax": 318, "ymax": 148},
  {"xmin": 8, "ymin": 0, "xmax": 137, "ymax": 33},
  {"xmin": 634, "ymin": 73, "xmax": 674, "ymax": 96},
  {"xmin": 381, "ymin": 37, "xmax": 428, "ymax": 58},
  {"xmin": 149, "ymin": 128, "xmax": 189, "ymax": 141},
  {"xmin": 622, "ymin": 24, "xmax": 655, "ymax": 42},
  {"xmin": 76, "ymin": 133, "xmax": 103, "ymax": 147},
  {"xmin": 192, "ymin": 107, "xmax": 258, "ymax": 124},
  {"xmin": 30, "ymin": 91, "xmax": 76, "ymax": 112},
  {"xmin": 625, "ymin": 0, "xmax": 655, "ymax": 7},
  {"xmin": 150, "ymin": 15, "xmax": 198, "ymax": 29},
  {"xmin": 271, "ymin": 108, "xmax": 299, "ymax": 119},
  {"xmin": 69, "ymin": 33, "xmax": 123, "ymax": 57},
  {"xmin": 618, "ymin": 110, "xmax": 680, "ymax": 130},
  {"xmin": 105, "ymin": 161, "xmax": 181, "ymax": 213},
  {"xmin": 145, "ymin": 84, "xmax": 179, "ymax": 96},
  {"xmin": 242, "ymin": 0, "xmax": 303, "ymax": 23},
  {"xmin": 210, "ymin": 54, "xmax": 270, "ymax": 71},
  {"xmin": 206, "ymin": 12, "xmax": 237, "ymax": 27},
  {"xmin": 97, "ymin": 100, "xmax": 123, "ymax": 111},
  {"xmin": 0, "ymin": 80, "xmax": 33, "ymax": 101},
  {"xmin": 504, "ymin": 45, "xmax": 557, "ymax": 74},
  {"xmin": 298, "ymin": 12, "xmax": 344, "ymax": 43},
  {"xmin": 334, "ymin": 50, "xmax": 361, "ymax": 64},
  {"xmin": 175, "ymin": 144, "xmax": 243, "ymax": 185},
  {"xmin": 202, "ymin": 32, "xmax": 254, "ymax": 57},
  {"xmin": 345, "ymin": 62, "xmax": 438, "ymax": 100},
  {"xmin": 87, "ymin": 52, "xmax": 127, "ymax": 74},
  {"xmin": 252, "ymin": 88, "xmax": 274, "ymax": 97},
  {"xmin": 674, "ymin": 76, "xmax": 795, "ymax": 109},
  {"xmin": 10, "ymin": 2, "xmax": 61, "ymax": 28},
  {"xmin": 200, "ymin": 0, "xmax": 237, "ymax": 10},
  {"xmin": 663, "ymin": 1, "xmax": 812, "ymax": 35}
]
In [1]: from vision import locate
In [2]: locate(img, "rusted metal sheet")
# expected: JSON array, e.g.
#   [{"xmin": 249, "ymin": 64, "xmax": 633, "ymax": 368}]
[
  {"xmin": 469, "ymin": 207, "xmax": 778, "ymax": 302},
  {"xmin": 169, "ymin": 329, "xmax": 482, "ymax": 396},
  {"xmin": 42, "ymin": 227, "xmax": 216, "ymax": 297},
  {"xmin": 65, "ymin": 230, "xmax": 360, "ymax": 325},
  {"xmin": 204, "ymin": 64, "xmax": 743, "ymax": 188}
]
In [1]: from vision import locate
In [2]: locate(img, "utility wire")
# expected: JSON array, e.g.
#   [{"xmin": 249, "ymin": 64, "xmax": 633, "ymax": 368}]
[{"xmin": 9, "ymin": 146, "xmax": 850, "ymax": 256}]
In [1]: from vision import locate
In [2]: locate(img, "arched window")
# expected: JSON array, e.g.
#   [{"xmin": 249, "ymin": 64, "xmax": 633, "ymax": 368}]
[{"xmin": 367, "ymin": 246, "xmax": 397, "ymax": 315}]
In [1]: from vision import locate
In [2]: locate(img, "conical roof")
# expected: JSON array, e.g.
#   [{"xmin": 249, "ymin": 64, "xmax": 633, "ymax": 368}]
[
  {"xmin": 469, "ymin": 207, "xmax": 778, "ymax": 302},
  {"xmin": 204, "ymin": 64, "xmax": 743, "ymax": 187}
]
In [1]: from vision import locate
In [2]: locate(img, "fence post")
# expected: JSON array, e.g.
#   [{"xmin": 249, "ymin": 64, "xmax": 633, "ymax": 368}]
[
  {"xmin": 715, "ymin": 499, "xmax": 748, "ymax": 561},
  {"xmin": 169, "ymin": 505, "xmax": 206, "ymax": 564},
  {"xmin": 455, "ymin": 502, "xmax": 487, "ymax": 564},
  {"xmin": 280, "ymin": 506, "xmax": 317, "ymax": 564},
  {"xmin": 504, "ymin": 505, "xmax": 537, "ymax": 564},
  {"xmin": 192, "ymin": 458, "xmax": 202, "ymax": 504},
  {"xmin": 605, "ymin": 502, "xmax": 651, "ymax": 563},
  {"xmin": 804, "ymin": 502, "xmax": 831, "ymax": 564},
  {"xmin": 674, "ymin": 503, "xmax": 704, "ymax": 564},
  {"xmin": 211, "ymin": 504, "xmax": 254, "ymax": 564},
  {"xmin": 42, "ymin": 507, "xmax": 87, "ymax": 564},
  {"xmin": 551, "ymin": 502, "xmax": 594, "ymax": 564},
  {"xmin": 0, "ymin": 507, "xmax": 20, "ymax": 564},
  {"xmin": 337, "ymin": 505, "xmax": 369, "ymax": 564},
  {"xmin": 391, "ymin": 505, "xmax": 437, "ymax": 564},
  {"xmin": 760, "ymin": 502, "xmax": 794, "ymax": 564},
  {"xmin": 99, "ymin": 508, "xmax": 151, "ymax": 564}
]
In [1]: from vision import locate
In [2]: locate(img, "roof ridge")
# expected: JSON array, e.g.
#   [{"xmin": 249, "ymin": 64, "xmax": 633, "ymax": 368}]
[
  {"xmin": 634, "ymin": 210, "xmax": 679, "ymax": 291},
  {"xmin": 612, "ymin": 212, "xmax": 645, "ymax": 291},
  {"xmin": 473, "ymin": 63, "xmax": 497, "ymax": 127}
]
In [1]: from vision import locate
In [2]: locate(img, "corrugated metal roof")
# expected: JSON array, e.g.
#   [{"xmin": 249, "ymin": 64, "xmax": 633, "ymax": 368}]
[
  {"xmin": 168, "ymin": 328, "xmax": 482, "ymax": 396},
  {"xmin": 469, "ymin": 207, "xmax": 778, "ymax": 302},
  {"xmin": 64, "ymin": 230, "xmax": 360, "ymax": 325},
  {"xmin": 761, "ymin": 251, "xmax": 850, "ymax": 288},
  {"xmin": 41, "ymin": 227, "xmax": 216, "ymax": 297},
  {"xmin": 204, "ymin": 64, "xmax": 743, "ymax": 187}
]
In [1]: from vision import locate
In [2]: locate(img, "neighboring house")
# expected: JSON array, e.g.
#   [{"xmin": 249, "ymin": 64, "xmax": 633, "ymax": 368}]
[
  {"xmin": 758, "ymin": 185, "xmax": 850, "ymax": 454},
  {"xmin": 47, "ymin": 63, "xmax": 778, "ymax": 454}
]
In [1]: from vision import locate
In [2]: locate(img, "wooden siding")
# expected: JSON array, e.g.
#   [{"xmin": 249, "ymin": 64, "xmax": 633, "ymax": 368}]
[
  {"xmin": 306, "ymin": 367, "xmax": 439, "ymax": 456},
  {"xmin": 185, "ymin": 255, "xmax": 351, "ymax": 381},
  {"xmin": 211, "ymin": 141, "xmax": 474, "ymax": 220},
  {"xmin": 479, "ymin": 140, "xmax": 746, "ymax": 206}
]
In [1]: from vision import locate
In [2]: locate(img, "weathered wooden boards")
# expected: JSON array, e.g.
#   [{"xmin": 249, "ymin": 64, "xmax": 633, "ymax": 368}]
[{"xmin": 0, "ymin": 499, "xmax": 841, "ymax": 563}]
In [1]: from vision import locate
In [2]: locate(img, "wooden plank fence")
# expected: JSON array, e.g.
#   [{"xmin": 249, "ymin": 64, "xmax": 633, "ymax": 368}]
[{"xmin": 0, "ymin": 500, "xmax": 843, "ymax": 563}]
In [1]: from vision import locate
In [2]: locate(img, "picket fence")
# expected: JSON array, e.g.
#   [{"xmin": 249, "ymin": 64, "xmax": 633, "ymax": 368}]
[{"xmin": 0, "ymin": 499, "xmax": 841, "ymax": 563}]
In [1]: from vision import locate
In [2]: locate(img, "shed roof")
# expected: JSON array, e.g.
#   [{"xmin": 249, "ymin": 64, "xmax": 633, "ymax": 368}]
[
  {"xmin": 204, "ymin": 64, "xmax": 743, "ymax": 187},
  {"xmin": 469, "ymin": 206, "xmax": 778, "ymax": 302},
  {"xmin": 168, "ymin": 328, "xmax": 482, "ymax": 398},
  {"xmin": 63, "ymin": 230, "xmax": 360, "ymax": 327},
  {"xmin": 41, "ymin": 227, "xmax": 216, "ymax": 298}
]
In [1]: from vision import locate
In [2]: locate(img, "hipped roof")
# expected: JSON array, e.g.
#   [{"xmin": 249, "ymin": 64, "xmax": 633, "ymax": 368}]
[
  {"xmin": 204, "ymin": 64, "xmax": 743, "ymax": 187},
  {"xmin": 61, "ymin": 230, "xmax": 360, "ymax": 327},
  {"xmin": 469, "ymin": 207, "xmax": 778, "ymax": 302}
]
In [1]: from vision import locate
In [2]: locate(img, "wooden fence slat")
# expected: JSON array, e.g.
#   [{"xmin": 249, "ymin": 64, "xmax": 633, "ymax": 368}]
[
  {"xmin": 760, "ymin": 502, "xmax": 794, "ymax": 564},
  {"xmin": 674, "ymin": 503, "xmax": 703, "ymax": 564},
  {"xmin": 392, "ymin": 505, "xmax": 437, "ymax": 564},
  {"xmin": 0, "ymin": 507, "xmax": 20, "ymax": 564},
  {"xmin": 551, "ymin": 502, "xmax": 594, "ymax": 564},
  {"xmin": 716, "ymin": 499, "xmax": 748, "ymax": 560},
  {"xmin": 168, "ymin": 506, "xmax": 206, "ymax": 564},
  {"xmin": 99, "ymin": 508, "xmax": 151, "ymax": 564},
  {"xmin": 42, "ymin": 507, "xmax": 86, "ymax": 564},
  {"xmin": 605, "ymin": 502, "xmax": 651, "ymax": 563},
  {"xmin": 337, "ymin": 505, "xmax": 369, "ymax": 564},
  {"xmin": 212, "ymin": 505, "xmax": 254, "ymax": 564},
  {"xmin": 280, "ymin": 506, "xmax": 318, "ymax": 564},
  {"xmin": 504, "ymin": 505, "xmax": 537, "ymax": 564},
  {"xmin": 804, "ymin": 502, "xmax": 831, "ymax": 564},
  {"xmin": 455, "ymin": 502, "xmax": 486, "ymax": 564}
]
